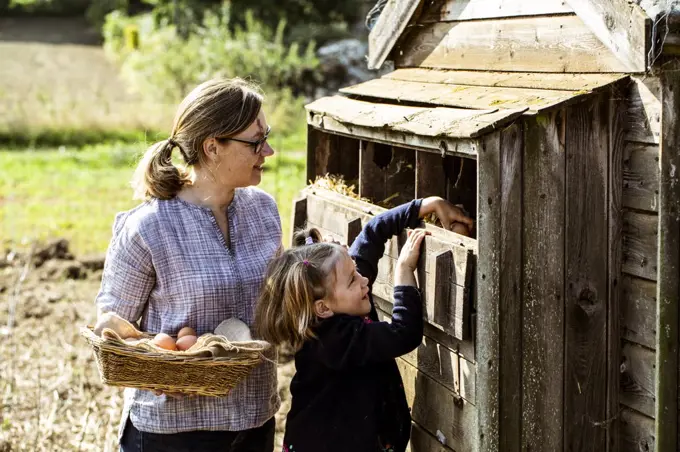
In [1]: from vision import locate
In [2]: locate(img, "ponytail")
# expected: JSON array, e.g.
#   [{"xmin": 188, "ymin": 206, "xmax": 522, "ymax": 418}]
[
  {"xmin": 255, "ymin": 244, "xmax": 343, "ymax": 350},
  {"xmin": 132, "ymin": 139, "xmax": 192, "ymax": 200}
]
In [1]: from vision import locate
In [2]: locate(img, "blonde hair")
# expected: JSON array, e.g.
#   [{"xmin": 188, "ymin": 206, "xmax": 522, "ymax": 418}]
[
  {"xmin": 132, "ymin": 77, "xmax": 264, "ymax": 200},
  {"xmin": 255, "ymin": 241, "xmax": 343, "ymax": 350}
]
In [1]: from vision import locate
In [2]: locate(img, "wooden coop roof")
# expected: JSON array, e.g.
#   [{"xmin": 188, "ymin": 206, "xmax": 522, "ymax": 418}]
[
  {"xmin": 307, "ymin": 68, "xmax": 626, "ymax": 156},
  {"xmin": 368, "ymin": 0, "xmax": 660, "ymax": 72}
]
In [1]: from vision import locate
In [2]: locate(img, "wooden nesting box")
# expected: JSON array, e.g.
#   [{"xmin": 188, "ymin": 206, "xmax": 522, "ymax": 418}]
[{"xmin": 294, "ymin": 1, "xmax": 680, "ymax": 451}]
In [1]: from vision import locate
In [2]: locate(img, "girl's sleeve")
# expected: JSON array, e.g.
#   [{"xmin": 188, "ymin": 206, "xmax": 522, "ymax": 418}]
[
  {"xmin": 311, "ymin": 285, "xmax": 423, "ymax": 369},
  {"xmin": 348, "ymin": 199, "xmax": 423, "ymax": 285},
  {"xmin": 95, "ymin": 213, "xmax": 155, "ymax": 323}
]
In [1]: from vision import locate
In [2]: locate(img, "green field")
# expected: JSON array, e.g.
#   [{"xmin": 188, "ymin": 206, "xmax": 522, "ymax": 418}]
[{"xmin": 0, "ymin": 142, "xmax": 306, "ymax": 256}]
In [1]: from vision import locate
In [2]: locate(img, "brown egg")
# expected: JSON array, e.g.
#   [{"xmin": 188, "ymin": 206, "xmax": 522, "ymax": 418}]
[
  {"xmin": 152, "ymin": 333, "xmax": 176, "ymax": 351},
  {"xmin": 176, "ymin": 335, "xmax": 198, "ymax": 351},
  {"xmin": 450, "ymin": 222, "xmax": 471, "ymax": 237},
  {"xmin": 177, "ymin": 326, "xmax": 197, "ymax": 339}
]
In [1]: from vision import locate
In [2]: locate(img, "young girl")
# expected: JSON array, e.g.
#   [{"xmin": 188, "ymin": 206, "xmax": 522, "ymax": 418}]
[{"xmin": 255, "ymin": 197, "xmax": 472, "ymax": 452}]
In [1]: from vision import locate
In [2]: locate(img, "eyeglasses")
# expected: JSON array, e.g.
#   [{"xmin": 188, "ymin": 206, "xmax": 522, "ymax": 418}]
[{"xmin": 217, "ymin": 125, "xmax": 271, "ymax": 155}]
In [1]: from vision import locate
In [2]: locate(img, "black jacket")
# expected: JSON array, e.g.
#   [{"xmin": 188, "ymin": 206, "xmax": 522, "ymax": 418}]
[{"xmin": 283, "ymin": 200, "xmax": 424, "ymax": 452}]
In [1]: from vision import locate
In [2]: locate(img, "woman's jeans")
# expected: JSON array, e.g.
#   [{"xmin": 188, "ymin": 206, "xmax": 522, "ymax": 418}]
[{"xmin": 120, "ymin": 417, "xmax": 276, "ymax": 452}]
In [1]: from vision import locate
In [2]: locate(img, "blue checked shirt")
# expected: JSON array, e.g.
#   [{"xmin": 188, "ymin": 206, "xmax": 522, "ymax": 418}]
[{"xmin": 95, "ymin": 187, "xmax": 282, "ymax": 437}]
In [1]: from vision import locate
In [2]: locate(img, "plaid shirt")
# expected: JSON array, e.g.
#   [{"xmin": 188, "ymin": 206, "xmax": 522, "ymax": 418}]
[{"xmin": 95, "ymin": 187, "xmax": 282, "ymax": 437}]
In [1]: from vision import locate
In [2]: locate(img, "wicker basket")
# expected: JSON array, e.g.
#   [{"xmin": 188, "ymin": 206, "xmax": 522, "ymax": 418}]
[{"xmin": 80, "ymin": 327, "xmax": 270, "ymax": 397}]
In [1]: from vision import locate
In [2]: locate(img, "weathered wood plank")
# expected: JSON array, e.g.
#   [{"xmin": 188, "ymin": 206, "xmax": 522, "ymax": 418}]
[
  {"xmin": 373, "ymin": 252, "xmax": 472, "ymax": 340},
  {"xmin": 622, "ymin": 275, "xmax": 657, "ymax": 350},
  {"xmin": 408, "ymin": 422, "xmax": 456, "ymax": 452},
  {"xmin": 375, "ymin": 306, "xmax": 477, "ymax": 404},
  {"xmin": 306, "ymin": 96, "xmax": 526, "ymax": 140},
  {"xmin": 341, "ymin": 77, "xmax": 585, "ymax": 112},
  {"xmin": 360, "ymin": 144, "xmax": 416, "ymax": 208},
  {"xmin": 384, "ymin": 68, "xmax": 627, "ymax": 92},
  {"xmin": 608, "ymin": 84, "xmax": 626, "ymax": 452},
  {"xmin": 522, "ymin": 110, "xmax": 565, "ymax": 452},
  {"xmin": 565, "ymin": 0, "xmax": 650, "ymax": 71},
  {"xmin": 305, "ymin": 129, "xmax": 360, "ymax": 183},
  {"xmin": 624, "ymin": 142, "xmax": 660, "ymax": 212},
  {"xmin": 397, "ymin": 358, "xmax": 478, "ymax": 452},
  {"xmin": 656, "ymin": 58, "xmax": 680, "ymax": 452},
  {"xmin": 444, "ymin": 155, "xmax": 478, "ymax": 221},
  {"xmin": 374, "ymin": 294, "xmax": 476, "ymax": 362},
  {"xmin": 626, "ymin": 76, "xmax": 661, "ymax": 144},
  {"xmin": 304, "ymin": 186, "xmax": 478, "ymax": 251},
  {"xmin": 620, "ymin": 408, "xmax": 656, "ymax": 452},
  {"xmin": 498, "ymin": 122, "xmax": 522, "ymax": 451},
  {"xmin": 477, "ymin": 131, "xmax": 502, "ymax": 452},
  {"xmin": 395, "ymin": 15, "xmax": 629, "ymax": 73},
  {"xmin": 621, "ymin": 341, "xmax": 656, "ymax": 418},
  {"xmin": 420, "ymin": 0, "xmax": 573, "ymax": 23},
  {"xmin": 565, "ymin": 95, "xmax": 608, "ymax": 451},
  {"xmin": 415, "ymin": 150, "xmax": 447, "ymax": 199},
  {"xmin": 367, "ymin": 0, "xmax": 423, "ymax": 70},
  {"xmin": 623, "ymin": 211, "xmax": 658, "ymax": 281},
  {"xmin": 310, "ymin": 118, "xmax": 479, "ymax": 157}
]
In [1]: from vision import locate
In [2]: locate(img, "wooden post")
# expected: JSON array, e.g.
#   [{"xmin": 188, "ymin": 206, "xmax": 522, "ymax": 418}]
[
  {"xmin": 607, "ymin": 83, "xmax": 625, "ymax": 452},
  {"xmin": 522, "ymin": 111, "xmax": 565, "ymax": 452},
  {"xmin": 564, "ymin": 95, "xmax": 609, "ymax": 451},
  {"xmin": 346, "ymin": 218, "xmax": 362, "ymax": 248},
  {"xmin": 290, "ymin": 197, "xmax": 308, "ymax": 247},
  {"xmin": 655, "ymin": 58, "xmax": 680, "ymax": 452},
  {"xmin": 498, "ymin": 122, "xmax": 523, "ymax": 452}
]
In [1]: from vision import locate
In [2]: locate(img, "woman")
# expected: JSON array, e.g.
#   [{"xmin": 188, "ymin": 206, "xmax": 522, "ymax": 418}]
[{"xmin": 96, "ymin": 78, "xmax": 281, "ymax": 452}]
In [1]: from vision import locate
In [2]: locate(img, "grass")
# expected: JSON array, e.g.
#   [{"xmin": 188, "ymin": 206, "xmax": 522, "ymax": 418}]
[{"xmin": 0, "ymin": 140, "xmax": 306, "ymax": 256}]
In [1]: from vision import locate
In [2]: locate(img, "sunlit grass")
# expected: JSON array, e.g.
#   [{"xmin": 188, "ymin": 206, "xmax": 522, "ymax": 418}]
[{"xmin": 0, "ymin": 141, "xmax": 306, "ymax": 256}]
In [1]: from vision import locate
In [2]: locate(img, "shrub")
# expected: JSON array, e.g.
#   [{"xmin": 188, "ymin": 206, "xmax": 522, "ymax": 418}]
[{"xmin": 109, "ymin": 7, "xmax": 319, "ymax": 104}]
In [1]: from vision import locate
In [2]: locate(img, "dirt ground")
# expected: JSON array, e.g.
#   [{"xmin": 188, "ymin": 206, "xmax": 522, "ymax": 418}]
[{"xmin": 0, "ymin": 240, "xmax": 295, "ymax": 451}]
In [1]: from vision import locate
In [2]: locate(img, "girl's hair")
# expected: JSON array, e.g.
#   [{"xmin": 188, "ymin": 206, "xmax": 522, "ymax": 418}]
[
  {"xmin": 255, "ymin": 239, "xmax": 343, "ymax": 350},
  {"xmin": 132, "ymin": 77, "xmax": 264, "ymax": 200}
]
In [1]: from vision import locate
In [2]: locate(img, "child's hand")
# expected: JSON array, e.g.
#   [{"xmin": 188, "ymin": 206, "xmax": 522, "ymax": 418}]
[
  {"xmin": 397, "ymin": 229, "xmax": 428, "ymax": 272},
  {"xmin": 420, "ymin": 196, "xmax": 474, "ymax": 232}
]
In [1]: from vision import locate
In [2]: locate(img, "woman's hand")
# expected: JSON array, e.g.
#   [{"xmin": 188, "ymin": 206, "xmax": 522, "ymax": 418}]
[{"xmin": 419, "ymin": 196, "xmax": 474, "ymax": 232}]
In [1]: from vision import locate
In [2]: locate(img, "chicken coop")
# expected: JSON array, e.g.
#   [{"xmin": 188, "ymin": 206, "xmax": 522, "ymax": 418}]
[{"xmin": 293, "ymin": 1, "xmax": 680, "ymax": 451}]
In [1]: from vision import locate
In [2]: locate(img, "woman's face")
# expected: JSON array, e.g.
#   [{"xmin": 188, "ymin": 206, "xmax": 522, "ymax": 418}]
[{"xmin": 210, "ymin": 110, "xmax": 275, "ymax": 188}]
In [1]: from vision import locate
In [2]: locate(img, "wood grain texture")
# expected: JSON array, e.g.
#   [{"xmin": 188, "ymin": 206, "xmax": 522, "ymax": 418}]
[
  {"xmin": 367, "ymin": 0, "xmax": 423, "ymax": 69},
  {"xmin": 397, "ymin": 358, "xmax": 478, "ymax": 452},
  {"xmin": 384, "ymin": 68, "xmax": 627, "ymax": 92},
  {"xmin": 565, "ymin": 0, "xmax": 650, "ymax": 71},
  {"xmin": 623, "ymin": 142, "xmax": 660, "ymax": 212},
  {"xmin": 419, "ymin": 0, "xmax": 573, "ymax": 23},
  {"xmin": 564, "ymin": 95, "xmax": 608, "ymax": 451},
  {"xmin": 626, "ymin": 76, "xmax": 661, "ymax": 144},
  {"xmin": 415, "ymin": 150, "xmax": 447, "ymax": 199},
  {"xmin": 307, "ymin": 95, "xmax": 526, "ymax": 140},
  {"xmin": 340, "ymin": 77, "xmax": 585, "ymax": 113},
  {"xmin": 376, "ymin": 305, "xmax": 477, "ymax": 404},
  {"xmin": 655, "ymin": 58, "xmax": 680, "ymax": 452},
  {"xmin": 394, "ymin": 15, "xmax": 629, "ymax": 73},
  {"xmin": 408, "ymin": 422, "xmax": 456, "ymax": 452},
  {"xmin": 620, "ymin": 408, "xmax": 655, "ymax": 452},
  {"xmin": 608, "ymin": 84, "xmax": 625, "ymax": 452},
  {"xmin": 623, "ymin": 211, "xmax": 658, "ymax": 281},
  {"xmin": 521, "ymin": 110, "xmax": 565, "ymax": 452},
  {"xmin": 620, "ymin": 341, "xmax": 656, "ymax": 418},
  {"xmin": 359, "ymin": 143, "xmax": 416, "ymax": 208},
  {"xmin": 476, "ymin": 131, "xmax": 502, "ymax": 452},
  {"xmin": 622, "ymin": 275, "xmax": 657, "ymax": 350},
  {"xmin": 498, "ymin": 122, "xmax": 523, "ymax": 452}
]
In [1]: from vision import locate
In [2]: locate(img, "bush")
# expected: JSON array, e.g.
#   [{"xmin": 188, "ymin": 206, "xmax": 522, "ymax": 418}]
[{"xmin": 107, "ymin": 7, "xmax": 319, "ymax": 104}]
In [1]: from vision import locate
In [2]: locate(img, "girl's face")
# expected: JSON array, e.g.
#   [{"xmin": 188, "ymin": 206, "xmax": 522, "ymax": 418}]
[
  {"xmin": 211, "ymin": 110, "xmax": 275, "ymax": 188},
  {"xmin": 326, "ymin": 249, "xmax": 370, "ymax": 317}
]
